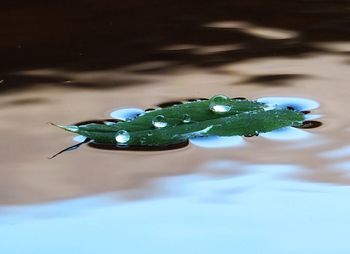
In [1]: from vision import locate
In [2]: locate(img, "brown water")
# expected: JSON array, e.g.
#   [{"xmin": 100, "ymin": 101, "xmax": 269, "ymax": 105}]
[{"xmin": 1, "ymin": 1, "xmax": 350, "ymax": 253}]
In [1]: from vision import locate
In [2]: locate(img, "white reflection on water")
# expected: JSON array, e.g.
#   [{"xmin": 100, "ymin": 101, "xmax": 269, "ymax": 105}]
[
  {"xmin": 260, "ymin": 127, "xmax": 313, "ymax": 141},
  {"xmin": 201, "ymin": 160, "xmax": 244, "ymax": 171},
  {"xmin": 204, "ymin": 21, "xmax": 299, "ymax": 40},
  {"xmin": 319, "ymin": 145, "xmax": 350, "ymax": 159},
  {"xmin": 73, "ymin": 135, "xmax": 87, "ymax": 142},
  {"xmin": 189, "ymin": 136, "xmax": 246, "ymax": 148},
  {"xmin": 1, "ymin": 163, "xmax": 350, "ymax": 254}
]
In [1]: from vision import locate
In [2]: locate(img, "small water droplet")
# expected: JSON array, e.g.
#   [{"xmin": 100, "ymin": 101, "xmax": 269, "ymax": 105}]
[
  {"xmin": 244, "ymin": 131, "xmax": 259, "ymax": 137},
  {"xmin": 147, "ymin": 131, "xmax": 153, "ymax": 136},
  {"xmin": 182, "ymin": 114, "xmax": 191, "ymax": 123},
  {"xmin": 209, "ymin": 95, "xmax": 232, "ymax": 113},
  {"xmin": 115, "ymin": 130, "xmax": 130, "ymax": 144},
  {"xmin": 152, "ymin": 115, "xmax": 168, "ymax": 128},
  {"xmin": 140, "ymin": 137, "xmax": 147, "ymax": 144}
]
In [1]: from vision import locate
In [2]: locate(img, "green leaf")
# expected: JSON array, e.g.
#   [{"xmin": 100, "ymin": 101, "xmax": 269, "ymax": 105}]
[{"xmin": 54, "ymin": 95, "xmax": 305, "ymax": 146}]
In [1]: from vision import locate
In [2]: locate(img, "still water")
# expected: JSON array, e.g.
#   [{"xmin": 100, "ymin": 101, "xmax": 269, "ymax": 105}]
[{"xmin": 1, "ymin": 1, "xmax": 350, "ymax": 253}]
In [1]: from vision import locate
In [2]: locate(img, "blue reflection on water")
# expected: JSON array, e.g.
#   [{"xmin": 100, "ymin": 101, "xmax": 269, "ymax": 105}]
[
  {"xmin": 333, "ymin": 161, "xmax": 350, "ymax": 171},
  {"xmin": 110, "ymin": 108, "xmax": 145, "ymax": 120},
  {"xmin": 1, "ymin": 164, "xmax": 350, "ymax": 254},
  {"xmin": 304, "ymin": 114, "xmax": 322, "ymax": 120},
  {"xmin": 257, "ymin": 97, "xmax": 320, "ymax": 111},
  {"xmin": 73, "ymin": 135, "xmax": 87, "ymax": 142}
]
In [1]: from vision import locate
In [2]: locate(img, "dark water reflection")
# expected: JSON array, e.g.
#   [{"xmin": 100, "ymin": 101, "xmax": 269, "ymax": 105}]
[
  {"xmin": 0, "ymin": 0, "xmax": 349, "ymax": 93},
  {"xmin": 0, "ymin": 1, "xmax": 350, "ymax": 253}
]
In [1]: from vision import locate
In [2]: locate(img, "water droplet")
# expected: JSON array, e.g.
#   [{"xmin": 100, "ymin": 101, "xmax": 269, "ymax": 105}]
[
  {"xmin": 147, "ymin": 131, "xmax": 153, "ymax": 136},
  {"xmin": 182, "ymin": 114, "xmax": 191, "ymax": 123},
  {"xmin": 244, "ymin": 131, "xmax": 259, "ymax": 137},
  {"xmin": 115, "ymin": 130, "xmax": 130, "ymax": 144},
  {"xmin": 209, "ymin": 95, "xmax": 232, "ymax": 113},
  {"xmin": 152, "ymin": 115, "xmax": 168, "ymax": 128},
  {"xmin": 139, "ymin": 137, "xmax": 147, "ymax": 144}
]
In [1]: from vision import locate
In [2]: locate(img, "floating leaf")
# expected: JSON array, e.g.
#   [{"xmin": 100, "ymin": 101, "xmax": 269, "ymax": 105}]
[{"xmin": 53, "ymin": 95, "xmax": 305, "ymax": 147}]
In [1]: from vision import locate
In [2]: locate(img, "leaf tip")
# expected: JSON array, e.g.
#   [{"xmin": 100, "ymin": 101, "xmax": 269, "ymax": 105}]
[{"xmin": 50, "ymin": 123, "xmax": 79, "ymax": 133}]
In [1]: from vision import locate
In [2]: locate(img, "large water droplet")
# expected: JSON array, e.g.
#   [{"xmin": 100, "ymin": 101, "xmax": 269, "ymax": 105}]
[
  {"xmin": 209, "ymin": 95, "xmax": 232, "ymax": 113},
  {"xmin": 152, "ymin": 115, "xmax": 168, "ymax": 128},
  {"xmin": 182, "ymin": 114, "xmax": 191, "ymax": 123},
  {"xmin": 115, "ymin": 130, "xmax": 130, "ymax": 144}
]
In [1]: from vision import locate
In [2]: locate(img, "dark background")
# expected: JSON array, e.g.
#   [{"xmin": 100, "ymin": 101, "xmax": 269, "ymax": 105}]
[{"xmin": 1, "ymin": 0, "xmax": 349, "ymax": 93}]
